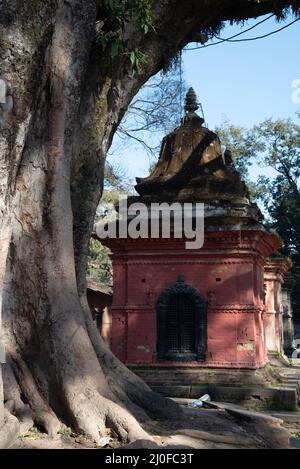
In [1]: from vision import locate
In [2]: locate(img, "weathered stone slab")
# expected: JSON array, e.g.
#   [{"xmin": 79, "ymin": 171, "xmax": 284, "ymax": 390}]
[{"xmin": 150, "ymin": 384, "xmax": 297, "ymax": 410}]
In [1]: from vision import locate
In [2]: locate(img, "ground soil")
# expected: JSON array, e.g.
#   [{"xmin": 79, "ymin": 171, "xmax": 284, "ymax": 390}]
[{"xmin": 11, "ymin": 404, "xmax": 299, "ymax": 450}]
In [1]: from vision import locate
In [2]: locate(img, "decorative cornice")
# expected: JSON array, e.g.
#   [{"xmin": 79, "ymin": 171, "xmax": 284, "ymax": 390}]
[
  {"xmin": 111, "ymin": 305, "xmax": 154, "ymax": 311},
  {"xmin": 111, "ymin": 305, "xmax": 265, "ymax": 314},
  {"xmin": 264, "ymin": 256, "xmax": 291, "ymax": 280},
  {"xmin": 208, "ymin": 307, "xmax": 264, "ymax": 314},
  {"xmin": 102, "ymin": 231, "xmax": 271, "ymax": 244},
  {"xmin": 113, "ymin": 259, "xmax": 262, "ymax": 266},
  {"xmin": 127, "ymin": 360, "xmax": 266, "ymax": 369}
]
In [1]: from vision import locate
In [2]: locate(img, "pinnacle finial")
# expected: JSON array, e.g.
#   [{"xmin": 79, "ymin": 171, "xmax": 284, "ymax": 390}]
[{"xmin": 185, "ymin": 87, "xmax": 199, "ymax": 113}]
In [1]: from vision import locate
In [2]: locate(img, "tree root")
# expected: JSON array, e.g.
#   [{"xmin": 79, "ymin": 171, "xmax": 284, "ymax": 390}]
[
  {"xmin": 3, "ymin": 359, "xmax": 34, "ymax": 433},
  {"xmin": 176, "ymin": 428, "xmax": 256, "ymax": 447},
  {"xmin": 64, "ymin": 387, "xmax": 150, "ymax": 445},
  {"xmin": 0, "ymin": 409, "xmax": 20, "ymax": 449},
  {"xmin": 7, "ymin": 349, "xmax": 61, "ymax": 437},
  {"xmin": 1, "ymin": 297, "xmax": 181, "ymax": 446}
]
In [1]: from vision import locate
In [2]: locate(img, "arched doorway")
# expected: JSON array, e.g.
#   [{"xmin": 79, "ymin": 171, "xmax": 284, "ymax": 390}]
[{"xmin": 157, "ymin": 275, "xmax": 206, "ymax": 361}]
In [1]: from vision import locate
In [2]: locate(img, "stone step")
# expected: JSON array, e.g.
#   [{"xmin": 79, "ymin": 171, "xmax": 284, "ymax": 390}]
[
  {"xmin": 150, "ymin": 384, "xmax": 298, "ymax": 411},
  {"xmin": 130, "ymin": 365, "xmax": 300, "ymax": 411},
  {"xmin": 282, "ymin": 381, "xmax": 300, "ymax": 386},
  {"xmin": 130, "ymin": 368, "xmax": 266, "ymax": 386}
]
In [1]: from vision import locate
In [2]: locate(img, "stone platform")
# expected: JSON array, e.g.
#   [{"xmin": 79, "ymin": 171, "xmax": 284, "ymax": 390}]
[{"xmin": 129, "ymin": 363, "xmax": 300, "ymax": 411}]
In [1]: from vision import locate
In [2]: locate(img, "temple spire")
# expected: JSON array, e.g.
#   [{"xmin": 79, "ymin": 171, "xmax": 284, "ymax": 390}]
[
  {"xmin": 185, "ymin": 87, "xmax": 199, "ymax": 114},
  {"xmin": 183, "ymin": 87, "xmax": 204, "ymax": 125}
]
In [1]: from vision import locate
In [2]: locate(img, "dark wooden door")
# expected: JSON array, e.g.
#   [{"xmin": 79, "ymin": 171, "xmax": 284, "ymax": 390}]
[{"xmin": 166, "ymin": 293, "xmax": 196, "ymax": 358}]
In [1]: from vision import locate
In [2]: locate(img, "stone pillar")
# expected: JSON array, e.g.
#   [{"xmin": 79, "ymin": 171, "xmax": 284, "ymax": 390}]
[
  {"xmin": 282, "ymin": 273, "xmax": 296, "ymax": 357},
  {"xmin": 264, "ymin": 255, "xmax": 291, "ymax": 354}
]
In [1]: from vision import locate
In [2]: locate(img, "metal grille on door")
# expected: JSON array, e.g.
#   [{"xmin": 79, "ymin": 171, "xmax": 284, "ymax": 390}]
[{"xmin": 167, "ymin": 293, "xmax": 195, "ymax": 354}]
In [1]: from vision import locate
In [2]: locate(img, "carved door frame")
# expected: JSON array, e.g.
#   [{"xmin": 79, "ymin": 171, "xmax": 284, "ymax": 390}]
[{"xmin": 156, "ymin": 276, "xmax": 207, "ymax": 361}]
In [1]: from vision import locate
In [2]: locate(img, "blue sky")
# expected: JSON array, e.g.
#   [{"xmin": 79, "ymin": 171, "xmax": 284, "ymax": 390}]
[
  {"xmin": 183, "ymin": 13, "xmax": 300, "ymax": 128},
  {"xmin": 109, "ymin": 11, "xmax": 300, "ymax": 184}
]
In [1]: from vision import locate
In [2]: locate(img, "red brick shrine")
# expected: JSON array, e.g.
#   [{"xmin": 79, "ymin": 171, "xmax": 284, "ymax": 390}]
[{"xmin": 98, "ymin": 88, "xmax": 288, "ymax": 370}]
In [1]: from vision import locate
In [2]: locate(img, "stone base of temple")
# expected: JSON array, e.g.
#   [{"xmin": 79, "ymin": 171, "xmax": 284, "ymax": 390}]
[{"xmin": 129, "ymin": 363, "xmax": 299, "ymax": 411}]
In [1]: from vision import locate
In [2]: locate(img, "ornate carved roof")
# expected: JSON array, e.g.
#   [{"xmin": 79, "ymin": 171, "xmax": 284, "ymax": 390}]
[{"xmin": 135, "ymin": 88, "xmax": 251, "ymax": 205}]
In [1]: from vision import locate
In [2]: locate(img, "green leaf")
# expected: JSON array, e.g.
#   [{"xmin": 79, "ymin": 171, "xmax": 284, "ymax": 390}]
[
  {"xmin": 130, "ymin": 50, "xmax": 137, "ymax": 67},
  {"xmin": 111, "ymin": 38, "xmax": 121, "ymax": 57}
]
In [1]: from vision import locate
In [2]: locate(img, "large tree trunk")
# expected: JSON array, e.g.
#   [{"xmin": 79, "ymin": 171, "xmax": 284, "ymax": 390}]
[{"xmin": 0, "ymin": 0, "xmax": 299, "ymax": 447}]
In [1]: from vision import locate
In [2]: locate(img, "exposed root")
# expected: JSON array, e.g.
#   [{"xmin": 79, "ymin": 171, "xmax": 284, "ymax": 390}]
[
  {"xmin": 225, "ymin": 407, "xmax": 291, "ymax": 449},
  {"xmin": 3, "ymin": 359, "xmax": 34, "ymax": 433},
  {"xmin": 0, "ymin": 297, "xmax": 181, "ymax": 447},
  {"xmin": 2, "ymin": 299, "xmax": 160, "ymax": 445},
  {"xmin": 176, "ymin": 428, "xmax": 256, "ymax": 446},
  {"xmin": 1, "ymin": 297, "xmax": 180, "ymax": 446},
  {"xmin": 7, "ymin": 348, "xmax": 61, "ymax": 436},
  {"xmin": 105, "ymin": 377, "xmax": 150, "ymax": 423},
  {"xmin": 104, "ymin": 398, "xmax": 150, "ymax": 442},
  {"xmin": 0, "ymin": 409, "xmax": 20, "ymax": 449},
  {"xmin": 64, "ymin": 389, "xmax": 150, "ymax": 445}
]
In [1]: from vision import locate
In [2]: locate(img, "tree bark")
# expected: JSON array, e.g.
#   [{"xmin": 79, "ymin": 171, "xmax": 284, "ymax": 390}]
[{"xmin": 0, "ymin": 0, "xmax": 299, "ymax": 447}]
